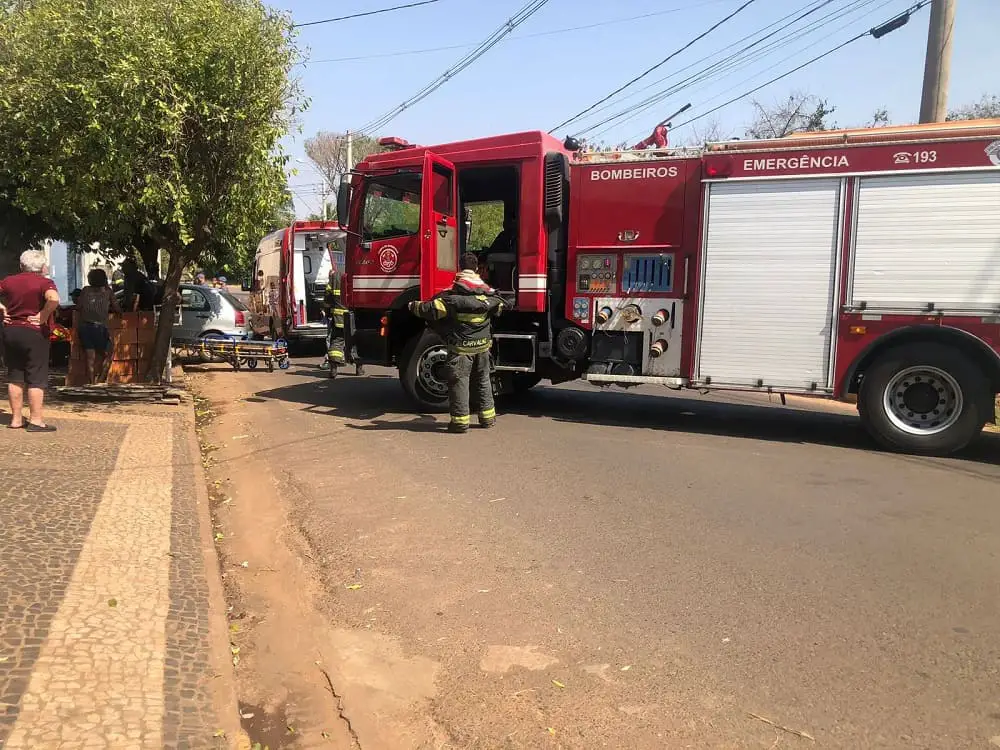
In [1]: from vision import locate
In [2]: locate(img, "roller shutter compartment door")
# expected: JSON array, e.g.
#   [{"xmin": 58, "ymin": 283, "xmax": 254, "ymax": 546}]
[
  {"xmin": 696, "ymin": 179, "xmax": 842, "ymax": 390},
  {"xmin": 851, "ymin": 171, "xmax": 1000, "ymax": 310}
]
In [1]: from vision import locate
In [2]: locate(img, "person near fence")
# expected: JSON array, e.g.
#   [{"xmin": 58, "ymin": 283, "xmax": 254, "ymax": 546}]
[
  {"xmin": 0, "ymin": 249, "xmax": 61, "ymax": 431},
  {"xmin": 75, "ymin": 268, "xmax": 122, "ymax": 384}
]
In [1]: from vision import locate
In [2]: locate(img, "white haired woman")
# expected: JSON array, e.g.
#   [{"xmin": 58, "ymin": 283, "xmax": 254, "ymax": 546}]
[{"xmin": 0, "ymin": 249, "xmax": 61, "ymax": 431}]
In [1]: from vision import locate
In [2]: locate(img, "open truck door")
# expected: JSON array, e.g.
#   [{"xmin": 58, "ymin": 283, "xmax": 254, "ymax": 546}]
[{"xmin": 419, "ymin": 152, "xmax": 459, "ymax": 300}]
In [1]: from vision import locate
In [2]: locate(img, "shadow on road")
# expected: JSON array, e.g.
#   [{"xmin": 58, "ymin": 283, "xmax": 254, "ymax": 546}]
[{"xmin": 252, "ymin": 376, "xmax": 1000, "ymax": 467}]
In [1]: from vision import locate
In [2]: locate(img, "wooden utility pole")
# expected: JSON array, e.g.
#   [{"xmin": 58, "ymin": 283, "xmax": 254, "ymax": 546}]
[{"xmin": 918, "ymin": 0, "xmax": 957, "ymax": 123}]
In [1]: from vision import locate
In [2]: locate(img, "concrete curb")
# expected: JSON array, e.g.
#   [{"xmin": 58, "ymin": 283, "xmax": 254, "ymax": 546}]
[{"xmin": 181, "ymin": 398, "xmax": 246, "ymax": 748}]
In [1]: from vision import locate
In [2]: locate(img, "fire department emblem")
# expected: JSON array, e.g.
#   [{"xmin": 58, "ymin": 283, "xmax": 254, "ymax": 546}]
[
  {"xmin": 985, "ymin": 140, "xmax": 1000, "ymax": 167},
  {"xmin": 378, "ymin": 245, "xmax": 399, "ymax": 273}
]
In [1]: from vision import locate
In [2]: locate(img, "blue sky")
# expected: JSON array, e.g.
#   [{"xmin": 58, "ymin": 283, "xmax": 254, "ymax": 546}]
[{"xmin": 275, "ymin": 0, "xmax": 998, "ymax": 218}]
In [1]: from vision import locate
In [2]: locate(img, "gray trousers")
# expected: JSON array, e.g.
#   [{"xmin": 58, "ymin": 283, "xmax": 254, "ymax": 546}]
[
  {"xmin": 446, "ymin": 351, "xmax": 494, "ymax": 427},
  {"xmin": 326, "ymin": 314, "xmax": 346, "ymax": 365}
]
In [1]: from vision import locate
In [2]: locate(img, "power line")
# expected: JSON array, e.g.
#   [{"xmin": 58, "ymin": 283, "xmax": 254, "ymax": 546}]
[
  {"xmin": 356, "ymin": 0, "xmax": 553, "ymax": 136},
  {"xmin": 572, "ymin": 0, "xmax": 842, "ymax": 131},
  {"xmin": 584, "ymin": 0, "xmax": 888, "ymax": 140},
  {"xmin": 548, "ymin": 0, "xmax": 759, "ymax": 134},
  {"xmin": 574, "ymin": 0, "xmax": 843, "ymax": 138},
  {"xmin": 302, "ymin": 1, "xmax": 730, "ymax": 64},
  {"xmin": 293, "ymin": 0, "xmax": 441, "ymax": 29},
  {"xmin": 615, "ymin": 0, "xmax": 907, "ymax": 144},
  {"xmin": 674, "ymin": 1, "xmax": 930, "ymax": 130},
  {"xmin": 651, "ymin": 0, "xmax": 900, "ymax": 139}
]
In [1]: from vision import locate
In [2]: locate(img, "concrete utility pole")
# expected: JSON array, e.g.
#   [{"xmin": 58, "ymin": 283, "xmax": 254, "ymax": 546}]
[
  {"xmin": 346, "ymin": 130, "xmax": 353, "ymax": 173},
  {"xmin": 918, "ymin": 0, "xmax": 957, "ymax": 123}
]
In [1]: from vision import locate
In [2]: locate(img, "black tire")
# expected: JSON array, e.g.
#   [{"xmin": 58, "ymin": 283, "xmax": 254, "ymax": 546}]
[
  {"xmin": 399, "ymin": 329, "xmax": 450, "ymax": 412},
  {"xmin": 858, "ymin": 343, "xmax": 991, "ymax": 456},
  {"xmin": 199, "ymin": 331, "xmax": 228, "ymax": 364}
]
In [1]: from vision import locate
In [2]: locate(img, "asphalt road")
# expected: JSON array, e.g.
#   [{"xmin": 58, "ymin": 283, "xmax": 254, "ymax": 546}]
[{"xmin": 220, "ymin": 358, "xmax": 1000, "ymax": 749}]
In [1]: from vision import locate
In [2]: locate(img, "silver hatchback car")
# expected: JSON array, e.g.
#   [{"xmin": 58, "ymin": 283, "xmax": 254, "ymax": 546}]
[{"xmin": 174, "ymin": 284, "xmax": 254, "ymax": 341}]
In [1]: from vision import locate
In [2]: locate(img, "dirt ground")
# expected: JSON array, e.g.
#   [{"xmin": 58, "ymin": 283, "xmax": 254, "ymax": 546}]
[{"xmin": 193, "ymin": 372, "xmax": 447, "ymax": 750}]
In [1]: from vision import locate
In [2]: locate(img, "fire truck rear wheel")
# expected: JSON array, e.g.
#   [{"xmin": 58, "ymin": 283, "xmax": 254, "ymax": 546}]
[
  {"xmin": 859, "ymin": 343, "xmax": 990, "ymax": 456},
  {"xmin": 399, "ymin": 330, "xmax": 450, "ymax": 413}
]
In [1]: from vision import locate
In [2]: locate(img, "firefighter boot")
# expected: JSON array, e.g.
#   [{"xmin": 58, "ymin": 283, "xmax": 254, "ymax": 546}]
[
  {"xmin": 448, "ymin": 414, "xmax": 470, "ymax": 434},
  {"xmin": 479, "ymin": 408, "xmax": 496, "ymax": 429},
  {"xmin": 355, "ymin": 363, "xmax": 366, "ymax": 376}
]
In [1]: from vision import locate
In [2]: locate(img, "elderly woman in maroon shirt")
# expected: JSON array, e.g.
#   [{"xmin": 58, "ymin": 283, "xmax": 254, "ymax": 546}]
[{"xmin": 0, "ymin": 249, "xmax": 61, "ymax": 431}]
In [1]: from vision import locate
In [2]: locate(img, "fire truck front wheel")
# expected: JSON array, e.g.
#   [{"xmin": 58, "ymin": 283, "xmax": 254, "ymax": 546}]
[
  {"xmin": 859, "ymin": 343, "xmax": 991, "ymax": 456},
  {"xmin": 399, "ymin": 330, "xmax": 450, "ymax": 412}
]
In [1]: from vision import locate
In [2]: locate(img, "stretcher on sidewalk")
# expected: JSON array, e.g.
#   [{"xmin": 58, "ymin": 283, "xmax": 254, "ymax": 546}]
[{"xmin": 171, "ymin": 335, "xmax": 290, "ymax": 372}]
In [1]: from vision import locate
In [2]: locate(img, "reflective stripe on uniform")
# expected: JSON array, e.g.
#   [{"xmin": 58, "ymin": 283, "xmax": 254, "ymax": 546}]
[
  {"xmin": 450, "ymin": 414, "xmax": 471, "ymax": 425},
  {"xmin": 333, "ymin": 311, "xmax": 345, "ymax": 326},
  {"xmin": 480, "ymin": 407, "xmax": 496, "ymax": 420},
  {"xmin": 431, "ymin": 298, "xmax": 448, "ymax": 318},
  {"xmin": 455, "ymin": 313, "xmax": 487, "ymax": 323},
  {"xmin": 328, "ymin": 349, "xmax": 346, "ymax": 363}
]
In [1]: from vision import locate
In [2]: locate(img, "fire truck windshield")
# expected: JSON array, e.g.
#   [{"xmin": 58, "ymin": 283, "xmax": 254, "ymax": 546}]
[{"xmin": 362, "ymin": 171, "xmax": 421, "ymax": 241}]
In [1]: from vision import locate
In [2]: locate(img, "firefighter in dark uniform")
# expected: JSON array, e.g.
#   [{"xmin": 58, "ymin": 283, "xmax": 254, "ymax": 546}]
[
  {"xmin": 408, "ymin": 253, "xmax": 505, "ymax": 433},
  {"xmin": 322, "ymin": 265, "xmax": 361, "ymax": 377}
]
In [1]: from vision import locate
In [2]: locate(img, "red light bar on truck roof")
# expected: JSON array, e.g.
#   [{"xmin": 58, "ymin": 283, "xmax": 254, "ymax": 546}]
[{"xmin": 377, "ymin": 136, "xmax": 415, "ymax": 151}]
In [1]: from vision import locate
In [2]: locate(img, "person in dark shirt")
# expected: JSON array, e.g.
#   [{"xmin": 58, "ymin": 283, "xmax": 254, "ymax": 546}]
[
  {"xmin": 0, "ymin": 249, "xmax": 61, "ymax": 431},
  {"xmin": 121, "ymin": 257, "xmax": 155, "ymax": 312}
]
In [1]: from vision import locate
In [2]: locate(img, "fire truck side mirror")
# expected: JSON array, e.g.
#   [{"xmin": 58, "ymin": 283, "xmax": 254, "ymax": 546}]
[{"xmin": 336, "ymin": 177, "xmax": 351, "ymax": 228}]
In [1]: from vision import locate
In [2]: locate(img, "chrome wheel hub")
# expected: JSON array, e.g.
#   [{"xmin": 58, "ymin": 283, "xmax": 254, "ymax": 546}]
[
  {"xmin": 417, "ymin": 346, "xmax": 450, "ymax": 398},
  {"xmin": 882, "ymin": 366, "xmax": 962, "ymax": 436}
]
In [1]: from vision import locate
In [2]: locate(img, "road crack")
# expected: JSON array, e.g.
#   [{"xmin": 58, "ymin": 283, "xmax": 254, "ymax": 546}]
[{"xmin": 319, "ymin": 665, "xmax": 362, "ymax": 750}]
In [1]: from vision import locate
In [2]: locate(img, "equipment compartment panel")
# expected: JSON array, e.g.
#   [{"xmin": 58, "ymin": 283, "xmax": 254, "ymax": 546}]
[
  {"xmin": 576, "ymin": 254, "xmax": 618, "ymax": 294},
  {"xmin": 622, "ymin": 254, "xmax": 674, "ymax": 293}
]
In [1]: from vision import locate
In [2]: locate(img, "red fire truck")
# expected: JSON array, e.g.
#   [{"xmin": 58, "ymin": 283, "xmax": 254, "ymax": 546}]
[{"xmin": 336, "ymin": 120, "xmax": 1000, "ymax": 455}]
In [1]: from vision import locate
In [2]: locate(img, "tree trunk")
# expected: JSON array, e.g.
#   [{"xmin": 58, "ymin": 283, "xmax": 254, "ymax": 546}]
[{"xmin": 146, "ymin": 249, "xmax": 185, "ymax": 383}]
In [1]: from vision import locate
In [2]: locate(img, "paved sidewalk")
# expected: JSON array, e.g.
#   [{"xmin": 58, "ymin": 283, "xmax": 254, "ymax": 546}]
[{"xmin": 0, "ymin": 404, "xmax": 237, "ymax": 749}]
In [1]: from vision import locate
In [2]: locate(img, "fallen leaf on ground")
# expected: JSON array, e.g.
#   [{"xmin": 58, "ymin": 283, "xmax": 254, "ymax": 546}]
[
  {"xmin": 214, "ymin": 532, "xmax": 224, "ymax": 541},
  {"xmin": 107, "ymin": 598, "xmax": 118, "ymax": 608},
  {"xmin": 240, "ymin": 561, "xmax": 249, "ymax": 568},
  {"xmin": 213, "ymin": 729, "xmax": 226, "ymax": 738},
  {"xmin": 0, "ymin": 656, "xmax": 8, "ymax": 663},
  {"xmin": 321, "ymin": 731, "xmax": 330, "ymax": 739},
  {"xmin": 547, "ymin": 727, "xmax": 556, "ymax": 735},
  {"xmin": 232, "ymin": 435, "xmax": 249, "ymax": 440},
  {"xmin": 230, "ymin": 645, "xmax": 240, "ymax": 655},
  {"xmin": 240, "ymin": 712, "xmax": 255, "ymax": 719},
  {"xmin": 345, "ymin": 583, "xmax": 363, "ymax": 591},
  {"xmin": 620, "ymin": 665, "xmax": 632, "ymax": 671},
  {"xmin": 552, "ymin": 679, "xmax": 565, "ymax": 689}
]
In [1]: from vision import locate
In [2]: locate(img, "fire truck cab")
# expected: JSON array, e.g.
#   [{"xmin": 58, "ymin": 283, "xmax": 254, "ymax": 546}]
[{"xmin": 339, "ymin": 122, "xmax": 1000, "ymax": 456}]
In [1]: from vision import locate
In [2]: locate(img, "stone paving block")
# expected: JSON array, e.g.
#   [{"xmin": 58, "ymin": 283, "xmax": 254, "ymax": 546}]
[{"xmin": 0, "ymin": 408, "xmax": 230, "ymax": 750}]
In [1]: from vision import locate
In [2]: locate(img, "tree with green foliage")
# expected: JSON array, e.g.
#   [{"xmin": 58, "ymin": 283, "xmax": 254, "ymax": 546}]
[{"xmin": 0, "ymin": 0, "xmax": 304, "ymax": 379}]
